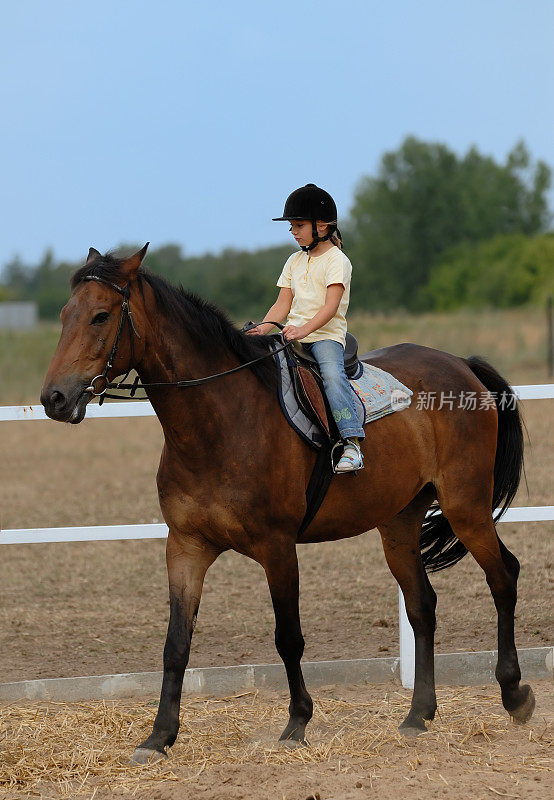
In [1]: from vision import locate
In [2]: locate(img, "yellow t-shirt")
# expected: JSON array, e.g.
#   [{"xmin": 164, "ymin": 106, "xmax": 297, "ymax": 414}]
[{"xmin": 276, "ymin": 246, "xmax": 352, "ymax": 347}]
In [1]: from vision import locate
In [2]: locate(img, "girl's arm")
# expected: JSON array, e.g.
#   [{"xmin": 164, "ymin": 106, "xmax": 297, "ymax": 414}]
[
  {"xmin": 247, "ymin": 288, "xmax": 294, "ymax": 335},
  {"xmin": 283, "ymin": 283, "xmax": 344, "ymax": 341}
]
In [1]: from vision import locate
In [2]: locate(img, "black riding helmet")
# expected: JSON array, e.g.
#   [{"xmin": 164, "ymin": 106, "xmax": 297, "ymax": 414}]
[{"xmin": 273, "ymin": 183, "xmax": 341, "ymax": 252}]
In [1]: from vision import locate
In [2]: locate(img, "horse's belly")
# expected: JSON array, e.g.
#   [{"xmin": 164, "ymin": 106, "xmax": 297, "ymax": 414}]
[{"xmin": 297, "ymin": 469, "xmax": 427, "ymax": 544}]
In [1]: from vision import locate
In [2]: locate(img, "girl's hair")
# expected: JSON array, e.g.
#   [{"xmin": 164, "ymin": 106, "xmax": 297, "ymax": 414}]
[
  {"xmin": 324, "ymin": 223, "xmax": 342, "ymax": 250},
  {"xmin": 311, "ymin": 220, "xmax": 343, "ymax": 249},
  {"xmin": 330, "ymin": 229, "xmax": 343, "ymax": 249}
]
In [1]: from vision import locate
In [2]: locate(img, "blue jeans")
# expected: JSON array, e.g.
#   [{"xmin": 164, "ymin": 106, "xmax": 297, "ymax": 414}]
[{"xmin": 302, "ymin": 339, "xmax": 365, "ymax": 440}]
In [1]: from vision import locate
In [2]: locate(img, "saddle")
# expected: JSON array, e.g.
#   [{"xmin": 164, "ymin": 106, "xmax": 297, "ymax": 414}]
[
  {"xmin": 286, "ymin": 333, "xmax": 362, "ymax": 442},
  {"xmin": 290, "ymin": 332, "xmax": 361, "ymax": 379}
]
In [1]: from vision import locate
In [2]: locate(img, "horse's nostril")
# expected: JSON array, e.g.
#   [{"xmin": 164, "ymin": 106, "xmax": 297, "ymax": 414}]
[{"xmin": 50, "ymin": 390, "xmax": 65, "ymax": 407}]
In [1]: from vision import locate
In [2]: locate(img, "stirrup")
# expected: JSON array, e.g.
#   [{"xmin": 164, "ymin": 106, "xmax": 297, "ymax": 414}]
[{"xmin": 331, "ymin": 439, "xmax": 364, "ymax": 474}]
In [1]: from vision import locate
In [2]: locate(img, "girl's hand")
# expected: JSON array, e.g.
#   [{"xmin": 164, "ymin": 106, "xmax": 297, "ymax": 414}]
[
  {"xmin": 282, "ymin": 324, "xmax": 308, "ymax": 341},
  {"xmin": 246, "ymin": 323, "xmax": 271, "ymax": 335}
]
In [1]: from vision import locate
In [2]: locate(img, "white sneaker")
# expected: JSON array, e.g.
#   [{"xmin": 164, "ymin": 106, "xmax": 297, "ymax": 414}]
[{"xmin": 335, "ymin": 439, "xmax": 364, "ymax": 473}]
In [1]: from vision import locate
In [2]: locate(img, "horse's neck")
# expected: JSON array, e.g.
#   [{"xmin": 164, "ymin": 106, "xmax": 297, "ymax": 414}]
[{"xmin": 136, "ymin": 312, "xmax": 275, "ymax": 455}]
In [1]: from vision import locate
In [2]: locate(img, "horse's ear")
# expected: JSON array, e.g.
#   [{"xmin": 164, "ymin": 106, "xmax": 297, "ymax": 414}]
[
  {"xmin": 86, "ymin": 247, "xmax": 101, "ymax": 265},
  {"xmin": 120, "ymin": 242, "xmax": 150, "ymax": 277}
]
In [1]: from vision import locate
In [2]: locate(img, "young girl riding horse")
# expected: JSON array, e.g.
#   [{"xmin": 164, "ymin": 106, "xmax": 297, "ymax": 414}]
[{"xmin": 249, "ymin": 183, "xmax": 364, "ymax": 472}]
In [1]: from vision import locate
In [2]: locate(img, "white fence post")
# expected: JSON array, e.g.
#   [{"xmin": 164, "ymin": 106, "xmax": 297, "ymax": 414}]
[{"xmin": 399, "ymin": 588, "xmax": 415, "ymax": 688}]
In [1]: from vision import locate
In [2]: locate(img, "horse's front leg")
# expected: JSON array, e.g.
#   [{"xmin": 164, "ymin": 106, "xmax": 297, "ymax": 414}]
[
  {"xmin": 260, "ymin": 539, "xmax": 313, "ymax": 745},
  {"xmin": 132, "ymin": 531, "xmax": 220, "ymax": 763}
]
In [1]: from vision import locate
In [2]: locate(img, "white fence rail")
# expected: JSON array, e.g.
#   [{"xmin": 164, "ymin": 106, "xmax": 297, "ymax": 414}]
[
  {"xmin": 2, "ymin": 506, "xmax": 553, "ymax": 546},
  {"xmin": 2, "ymin": 385, "xmax": 552, "ymax": 690},
  {"xmin": 1, "ymin": 383, "xmax": 554, "ymax": 423}
]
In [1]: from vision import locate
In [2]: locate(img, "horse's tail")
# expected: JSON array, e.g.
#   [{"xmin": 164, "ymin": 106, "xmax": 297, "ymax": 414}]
[{"xmin": 421, "ymin": 355, "xmax": 525, "ymax": 573}]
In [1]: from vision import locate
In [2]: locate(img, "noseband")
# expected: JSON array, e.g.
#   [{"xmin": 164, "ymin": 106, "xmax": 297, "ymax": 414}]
[{"xmin": 81, "ymin": 275, "xmax": 291, "ymax": 403}]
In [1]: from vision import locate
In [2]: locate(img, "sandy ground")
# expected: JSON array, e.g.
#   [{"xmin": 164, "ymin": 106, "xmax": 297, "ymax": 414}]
[
  {"xmin": 0, "ymin": 400, "xmax": 552, "ymax": 684},
  {"xmin": 1, "ymin": 681, "xmax": 553, "ymax": 800}
]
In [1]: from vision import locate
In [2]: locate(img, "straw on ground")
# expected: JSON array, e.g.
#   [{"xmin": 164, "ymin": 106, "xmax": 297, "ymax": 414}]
[{"xmin": 1, "ymin": 686, "xmax": 552, "ymax": 797}]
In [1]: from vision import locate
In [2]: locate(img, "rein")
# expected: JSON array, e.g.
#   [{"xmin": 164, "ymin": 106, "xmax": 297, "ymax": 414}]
[{"xmin": 82, "ymin": 275, "xmax": 292, "ymax": 403}]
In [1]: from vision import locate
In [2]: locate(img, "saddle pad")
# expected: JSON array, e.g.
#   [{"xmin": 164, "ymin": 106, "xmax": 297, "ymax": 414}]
[
  {"xmin": 274, "ymin": 346, "xmax": 324, "ymax": 449},
  {"xmin": 273, "ymin": 344, "xmax": 413, "ymax": 449},
  {"xmin": 350, "ymin": 362, "xmax": 413, "ymax": 425}
]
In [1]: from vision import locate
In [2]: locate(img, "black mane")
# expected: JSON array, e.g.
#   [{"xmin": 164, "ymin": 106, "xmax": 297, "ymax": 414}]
[{"xmin": 71, "ymin": 253, "xmax": 278, "ymax": 391}]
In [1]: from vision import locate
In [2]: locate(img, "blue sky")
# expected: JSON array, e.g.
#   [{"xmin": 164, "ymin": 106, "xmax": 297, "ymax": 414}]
[{"xmin": 1, "ymin": 0, "xmax": 552, "ymax": 270}]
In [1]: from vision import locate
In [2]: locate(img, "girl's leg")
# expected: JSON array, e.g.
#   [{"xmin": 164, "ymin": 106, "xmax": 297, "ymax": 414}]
[{"xmin": 305, "ymin": 340, "xmax": 365, "ymax": 440}]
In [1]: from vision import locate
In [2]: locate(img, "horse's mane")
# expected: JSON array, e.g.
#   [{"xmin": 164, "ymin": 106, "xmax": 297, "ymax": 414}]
[{"xmin": 71, "ymin": 253, "xmax": 278, "ymax": 392}]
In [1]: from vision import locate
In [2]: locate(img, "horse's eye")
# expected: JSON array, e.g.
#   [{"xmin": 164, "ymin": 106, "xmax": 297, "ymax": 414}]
[{"xmin": 91, "ymin": 311, "xmax": 110, "ymax": 325}]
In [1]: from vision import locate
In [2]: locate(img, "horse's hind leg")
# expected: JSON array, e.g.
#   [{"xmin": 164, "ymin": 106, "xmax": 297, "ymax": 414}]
[
  {"xmin": 439, "ymin": 498, "xmax": 535, "ymax": 724},
  {"xmin": 132, "ymin": 531, "xmax": 220, "ymax": 763},
  {"xmin": 495, "ymin": 535, "xmax": 534, "ymax": 721},
  {"xmin": 259, "ymin": 539, "xmax": 313, "ymax": 744},
  {"xmin": 378, "ymin": 493, "xmax": 438, "ymax": 735}
]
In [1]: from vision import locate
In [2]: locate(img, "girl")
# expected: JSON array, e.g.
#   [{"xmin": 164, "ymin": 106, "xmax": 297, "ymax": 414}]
[{"xmin": 249, "ymin": 183, "xmax": 364, "ymax": 472}]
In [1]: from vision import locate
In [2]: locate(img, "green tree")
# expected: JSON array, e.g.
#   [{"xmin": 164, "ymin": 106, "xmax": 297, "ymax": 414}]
[
  {"xmin": 421, "ymin": 233, "xmax": 554, "ymax": 310},
  {"xmin": 348, "ymin": 137, "xmax": 552, "ymax": 311}
]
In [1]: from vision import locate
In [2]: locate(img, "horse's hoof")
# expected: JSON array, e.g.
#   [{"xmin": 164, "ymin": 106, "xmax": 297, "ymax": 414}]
[
  {"xmin": 399, "ymin": 714, "xmax": 428, "ymax": 738},
  {"xmin": 130, "ymin": 747, "xmax": 167, "ymax": 765},
  {"xmin": 278, "ymin": 736, "xmax": 307, "ymax": 749},
  {"xmin": 399, "ymin": 724, "xmax": 425, "ymax": 738},
  {"xmin": 510, "ymin": 685, "xmax": 535, "ymax": 725},
  {"xmin": 278, "ymin": 718, "xmax": 308, "ymax": 746}
]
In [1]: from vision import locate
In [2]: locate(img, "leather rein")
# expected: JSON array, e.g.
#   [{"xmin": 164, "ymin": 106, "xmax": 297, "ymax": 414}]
[{"xmin": 82, "ymin": 275, "xmax": 292, "ymax": 404}]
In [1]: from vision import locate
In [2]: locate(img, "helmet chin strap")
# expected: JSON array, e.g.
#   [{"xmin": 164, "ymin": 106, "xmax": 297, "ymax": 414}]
[{"xmin": 300, "ymin": 220, "xmax": 335, "ymax": 252}]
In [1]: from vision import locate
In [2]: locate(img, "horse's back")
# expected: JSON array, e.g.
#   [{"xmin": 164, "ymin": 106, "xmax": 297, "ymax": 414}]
[{"xmin": 360, "ymin": 342, "xmax": 479, "ymax": 393}]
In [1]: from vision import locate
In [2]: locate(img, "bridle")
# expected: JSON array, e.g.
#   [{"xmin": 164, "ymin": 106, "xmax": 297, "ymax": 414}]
[
  {"xmin": 82, "ymin": 275, "xmax": 292, "ymax": 404},
  {"xmin": 83, "ymin": 276, "xmax": 140, "ymax": 400}
]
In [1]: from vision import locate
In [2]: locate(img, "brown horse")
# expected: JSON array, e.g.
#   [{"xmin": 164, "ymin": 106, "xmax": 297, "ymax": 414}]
[{"xmin": 41, "ymin": 245, "xmax": 535, "ymax": 762}]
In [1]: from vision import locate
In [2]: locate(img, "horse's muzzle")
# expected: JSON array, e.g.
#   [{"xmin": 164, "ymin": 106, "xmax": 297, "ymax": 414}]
[{"xmin": 41, "ymin": 382, "xmax": 91, "ymax": 424}]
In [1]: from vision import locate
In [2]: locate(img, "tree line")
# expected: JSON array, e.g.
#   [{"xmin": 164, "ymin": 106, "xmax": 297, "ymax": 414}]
[{"xmin": 1, "ymin": 137, "xmax": 552, "ymax": 321}]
